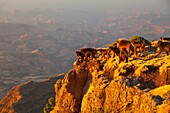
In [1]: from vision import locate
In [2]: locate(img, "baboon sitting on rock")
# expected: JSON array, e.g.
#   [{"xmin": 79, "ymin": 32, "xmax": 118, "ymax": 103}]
[
  {"xmin": 151, "ymin": 40, "xmax": 170, "ymax": 57},
  {"xmin": 80, "ymin": 48, "xmax": 98, "ymax": 60}
]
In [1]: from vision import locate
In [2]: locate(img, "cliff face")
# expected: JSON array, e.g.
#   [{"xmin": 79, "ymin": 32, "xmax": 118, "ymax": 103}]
[
  {"xmin": 53, "ymin": 69, "xmax": 88, "ymax": 113},
  {"xmin": 0, "ymin": 74, "xmax": 64, "ymax": 113},
  {"xmin": 1, "ymin": 54, "xmax": 170, "ymax": 113},
  {"xmin": 51, "ymin": 54, "xmax": 170, "ymax": 113}
]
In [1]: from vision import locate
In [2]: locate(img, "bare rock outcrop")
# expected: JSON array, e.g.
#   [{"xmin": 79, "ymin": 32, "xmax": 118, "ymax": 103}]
[
  {"xmin": 0, "ymin": 74, "xmax": 64, "ymax": 113},
  {"xmin": 51, "ymin": 55, "xmax": 170, "ymax": 113},
  {"xmin": 1, "ymin": 54, "xmax": 170, "ymax": 113},
  {"xmin": 51, "ymin": 64, "xmax": 89, "ymax": 112},
  {"xmin": 81, "ymin": 76, "xmax": 170, "ymax": 113}
]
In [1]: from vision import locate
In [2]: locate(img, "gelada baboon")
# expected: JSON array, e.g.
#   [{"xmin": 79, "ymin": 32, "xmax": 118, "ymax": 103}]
[
  {"xmin": 152, "ymin": 41, "xmax": 170, "ymax": 57},
  {"xmin": 75, "ymin": 51, "xmax": 85, "ymax": 63},
  {"xmin": 119, "ymin": 48, "xmax": 128, "ymax": 63},
  {"xmin": 97, "ymin": 48, "xmax": 110, "ymax": 59},
  {"xmin": 117, "ymin": 38, "xmax": 131, "ymax": 56},
  {"xmin": 130, "ymin": 36, "xmax": 151, "ymax": 57},
  {"xmin": 109, "ymin": 46, "xmax": 120, "ymax": 57},
  {"xmin": 160, "ymin": 37, "xmax": 170, "ymax": 42},
  {"xmin": 130, "ymin": 41, "xmax": 145, "ymax": 57},
  {"xmin": 151, "ymin": 40, "xmax": 159, "ymax": 46},
  {"xmin": 80, "ymin": 48, "xmax": 98, "ymax": 60}
]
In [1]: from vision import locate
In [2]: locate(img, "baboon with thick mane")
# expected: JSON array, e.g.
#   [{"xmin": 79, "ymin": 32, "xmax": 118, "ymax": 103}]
[
  {"xmin": 75, "ymin": 51, "xmax": 85, "ymax": 63},
  {"xmin": 117, "ymin": 38, "xmax": 131, "ymax": 56},
  {"xmin": 97, "ymin": 48, "xmax": 110, "ymax": 59},
  {"xmin": 109, "ymin": 46, "xmax": 120, "ymax": 57},
  {"xmin": 80, "ymin": 48, "xmax": 98, "ymax": 60},
  {"xmin": 151, "ymin": 40, "xmax": 170, "ymax": 57}
]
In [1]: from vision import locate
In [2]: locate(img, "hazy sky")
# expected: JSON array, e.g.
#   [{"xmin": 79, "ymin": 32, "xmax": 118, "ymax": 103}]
[{"xmin": 0, "ymin": 0, "xmax": 170, "ymax": 14}]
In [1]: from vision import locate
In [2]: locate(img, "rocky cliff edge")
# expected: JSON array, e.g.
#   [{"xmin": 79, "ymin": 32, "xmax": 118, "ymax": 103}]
[
  {"xmin": 51, "ymin": 54, "xmax": 170, "ymax": 113},
  {"xmin": 0, "ymin": 54, "xmax": 170, "ymax": 113}
]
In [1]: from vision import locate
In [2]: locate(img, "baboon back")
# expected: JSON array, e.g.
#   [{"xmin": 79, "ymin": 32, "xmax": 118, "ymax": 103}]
[
  {"xmin": 80, "ymin": 48, "xmax": 97, "ymax": 54},
  {"xmin": 117, "ymin": 39, "xmax": 131, "ymax": 55},
  {"xmin": 80, "ymin": 48, "xmax": 98, "ymax": 60},
  {"xmin": 160, "ymin": 37, "xmax": 170, "ymax": 42},
  {"xmin": 158, "ymin": 41, "xmax": 170, "ymax": 48},
  {"xmin": 155, "ymin": 41, "xmax": 170, "ymax": 57}
]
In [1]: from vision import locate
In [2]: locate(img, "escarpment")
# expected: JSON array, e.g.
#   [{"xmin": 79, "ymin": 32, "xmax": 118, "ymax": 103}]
[
  {"xmin": 0, "ymin": 74, "xmax": 64, "ymax": 113},
  {"xmin": 51, "ymin": 54, "xmax": 170, "ymax": 113},
  {"xmin": 1, "ymin": 39, "xmax": 170, "ymax": 113}
]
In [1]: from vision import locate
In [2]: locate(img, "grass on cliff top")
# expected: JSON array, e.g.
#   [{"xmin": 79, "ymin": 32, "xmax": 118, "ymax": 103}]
[
  {"xmin": 150, "ymin": 85, "xmax": 170, "ymax": 98},
  {"xmin": 104, "ymin": 53, "xmax": 170, "ymax": 77},
  {"xmin": 150, "ymin": 85, "xmax": 170, "ymax": 113}
]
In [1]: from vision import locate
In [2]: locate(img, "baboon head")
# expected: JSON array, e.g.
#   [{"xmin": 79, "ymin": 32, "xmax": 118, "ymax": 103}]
[
  {"xmin": 160, "ymin": 37, "xmax": 163, "ymax": 41},
  {"xmin": 151, "ymin": 40, "xmax": 159, "ymax": 47},
  {"xmin": 75, "ymin": 51, "xmax": 85, "ymax": 62}
]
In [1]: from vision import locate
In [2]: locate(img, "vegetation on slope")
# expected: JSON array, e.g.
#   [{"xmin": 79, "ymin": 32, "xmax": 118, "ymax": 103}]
[
  {"xmin": 130, "ymin": 35, "xmax": 150, "ymax": 45},
  {"xmin": 43, "ymin": 97, "xmax": 55, "ymax": 113}
]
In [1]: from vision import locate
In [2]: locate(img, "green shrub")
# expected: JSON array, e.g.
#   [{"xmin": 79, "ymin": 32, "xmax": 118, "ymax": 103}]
[
  {"xmin": 130, "ymin": 36, "xmax": 150, "ymax": 45},
  {"xmin": 43, "ymin": 97, "xmax": 55, "ymax": 113}
]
